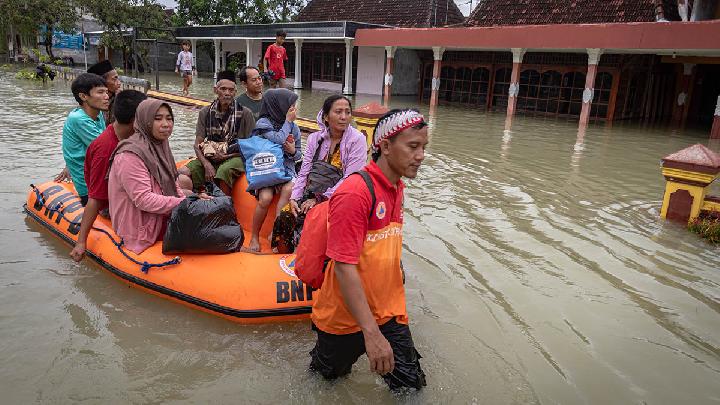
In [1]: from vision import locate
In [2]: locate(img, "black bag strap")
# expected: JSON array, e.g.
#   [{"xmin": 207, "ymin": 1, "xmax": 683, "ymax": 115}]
[
  {"xmin": 355, "ymin": 170, "xmax": 376, "ymax": 221},
  {"xmin": 312, "ymin": 137, "xmax": 324, "ymax": 163}
]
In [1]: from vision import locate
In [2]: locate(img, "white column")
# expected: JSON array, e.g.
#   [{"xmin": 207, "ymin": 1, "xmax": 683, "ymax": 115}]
[
  {"xmin": 293, "ymin": 38, "xmax": 303, "ymax": 89},
  {"xmin": 343, "ymin": 38, "xmax": 354, "ymax": 95},
  {"xmin": 429, "ymin": 46, "xmax": 445, "ymax": 109},
  {"xmin": 579, "ymin": 48, "xmax": 603, "ymax": 127},
  {"xmin": 213, "ymin": 39, "xmax": 220, "ymax": 80},
  {"xmin": 246, "ymin": 39, "xmax": 253, "ymax": 67},
  {"xmin": 190, "ymin": 39, "xmax": 197, "ymax": 72},
  {"xmin": 8, "ymin": 24, "xmax": 14, "ymax": 61}
]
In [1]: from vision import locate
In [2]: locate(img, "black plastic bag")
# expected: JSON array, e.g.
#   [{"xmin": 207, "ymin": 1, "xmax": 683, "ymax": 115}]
[{"xmin": 162, "ymin": 186, "xmax": 244, "ymax": 254}]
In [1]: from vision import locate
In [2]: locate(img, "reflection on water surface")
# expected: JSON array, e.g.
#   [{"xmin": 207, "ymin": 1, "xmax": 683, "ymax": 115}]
[{"xmin": 0, "ymin": 70, "xmax": 718, "ymax": 403}]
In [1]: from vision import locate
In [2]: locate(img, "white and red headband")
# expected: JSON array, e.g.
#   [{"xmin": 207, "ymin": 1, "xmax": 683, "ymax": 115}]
[{"xmin": 372, "ymin": 110, "xmax": 426, "ymax": 152}]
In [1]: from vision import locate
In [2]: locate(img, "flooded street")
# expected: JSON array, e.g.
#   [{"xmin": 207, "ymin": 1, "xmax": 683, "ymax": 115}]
[{"xmin": 1, "ymin": 70, "xmax": 719, "ymax": 404}]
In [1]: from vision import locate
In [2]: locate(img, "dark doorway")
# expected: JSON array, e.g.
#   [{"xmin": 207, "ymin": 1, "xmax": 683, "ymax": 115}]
[{"xmin": 688, "ymin": 64, "xmax": 720, "ymax": 130}]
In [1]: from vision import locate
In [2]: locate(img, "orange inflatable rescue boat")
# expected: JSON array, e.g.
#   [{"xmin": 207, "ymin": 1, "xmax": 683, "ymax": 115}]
[{"xmin": 24, "ymin": 174, "xmax": 314, "ymax": 323}]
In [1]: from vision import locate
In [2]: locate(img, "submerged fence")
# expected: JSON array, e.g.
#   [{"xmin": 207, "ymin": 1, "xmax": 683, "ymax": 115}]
[{"xmin": 47, "ymin": 64, "xmax": 151, "ymax": 93}]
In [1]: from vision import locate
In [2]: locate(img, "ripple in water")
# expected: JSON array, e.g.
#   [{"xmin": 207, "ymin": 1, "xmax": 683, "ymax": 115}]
[{"xmin": 0, "ymin": 69, "xmax": 719, "ymax": 403}]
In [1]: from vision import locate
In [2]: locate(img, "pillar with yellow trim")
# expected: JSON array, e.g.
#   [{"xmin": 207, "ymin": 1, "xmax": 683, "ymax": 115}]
[
  {"xmin": 352, "ymin": 102, "xmax": 390, "ymax": 152},
  {"xmin": 660, "ymin": 144, "xmax": 720, "ymax": 223}
]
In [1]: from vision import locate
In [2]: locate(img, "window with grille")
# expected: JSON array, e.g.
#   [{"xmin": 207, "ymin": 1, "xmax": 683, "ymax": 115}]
[
  {"xmin": 492, "ymin": 67, "xmax": 512, "ymax": 109},
  {"xmin": 590, "ymin": 72, "xmax": 613, "ymax": 119},
  {"xmin": 419, "ymin": 59, "xmax": 615, "ymax": 120}
]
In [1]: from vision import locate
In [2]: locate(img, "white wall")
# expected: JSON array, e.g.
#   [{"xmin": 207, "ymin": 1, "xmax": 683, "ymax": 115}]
[
  {"xmin": 249, "ymin": 40, "xmax": 262, "ymax": 67},
  {"xmin": 216, "ymin": 39, "xmax": 263, "ymax": 68},
  {"xmin": 356, "ymin": 46, "xmax": 385, "ymax": 95},
  {"xmin": 221, "ymin": 39, "xmax": 245, "ymax": 53}
]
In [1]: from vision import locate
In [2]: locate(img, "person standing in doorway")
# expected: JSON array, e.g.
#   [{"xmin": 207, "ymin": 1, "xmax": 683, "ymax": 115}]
[
  {"xmin": 175, "ymin": 40, "xmax": 195, "ymax": 97},
  {"xmin": 263, "ymin": 31, "xmax": 288, "ymax": 89},
  {"xmin": 237, "ymin": 65, "xmax": 263, "ymax": 121},
  {"xmin": 308, "ymin": 109, "xmax": 429, "ymax": 390}
]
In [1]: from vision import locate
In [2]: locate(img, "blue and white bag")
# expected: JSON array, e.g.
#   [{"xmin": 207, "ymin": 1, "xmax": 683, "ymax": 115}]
[{"xmin": 237, "ymin": 136, "xmax": 291, "ymax": 191}]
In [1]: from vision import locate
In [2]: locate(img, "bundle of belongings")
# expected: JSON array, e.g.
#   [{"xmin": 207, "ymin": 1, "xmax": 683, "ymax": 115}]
[
  {"xmin": 162, "ymin": 185, "xmax": 244, "ymax": 254},
  {"xmin": 200, "ymin": 140, "xmax": 228, "ymax": 158}
]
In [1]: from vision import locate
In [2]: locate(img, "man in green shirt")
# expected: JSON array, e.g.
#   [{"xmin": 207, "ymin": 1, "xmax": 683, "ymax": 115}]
[
  {"xmin": 236, "ymin": 65, "xmax": 263, "ymax": 121},
  {"xmin": 61, "ymin": 73, "xmax": 109, "ymax": 205}
]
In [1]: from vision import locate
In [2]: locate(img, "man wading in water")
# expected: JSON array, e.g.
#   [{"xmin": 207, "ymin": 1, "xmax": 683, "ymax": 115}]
[
  {"xmin": 309, "ymin": 109, "xmax": 429, "ymax": 390},
  {"xmin": 175, "ymin": 40, "xmax": 195, "ymax": 97}
]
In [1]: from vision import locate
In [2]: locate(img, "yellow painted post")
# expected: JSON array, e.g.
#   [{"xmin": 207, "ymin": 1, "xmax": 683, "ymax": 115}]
[
  {"xmin": 660, "ymin": 144, "xmax": 720, "ymax": 223},
  {"xmin": 352, "ymin": 102, "xmax": 390, "ymax": 154}
]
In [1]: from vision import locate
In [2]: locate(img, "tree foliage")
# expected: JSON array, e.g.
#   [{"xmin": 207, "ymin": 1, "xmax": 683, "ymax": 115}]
[
  {"xmin": 81, "ymin": 0, "xmax": 169, "ymax": 49},
  {"xmin": 0, "ymin": 0, "xmax": 80, "ymax": 58},
  {"xmin": 172, "ymin": 0, "xmax": 307, "ymax": 26}
]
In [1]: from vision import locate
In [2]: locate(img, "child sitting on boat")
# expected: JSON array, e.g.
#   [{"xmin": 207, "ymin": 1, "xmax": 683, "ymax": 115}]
[{"xmin": 246, "ymin": 88, "xmax": 302, "ymax": 252}]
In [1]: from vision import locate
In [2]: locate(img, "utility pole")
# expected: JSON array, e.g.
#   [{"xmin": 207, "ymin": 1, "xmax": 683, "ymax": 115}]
[{"xmin": 132, "ymin": 28, "xmax": 138, "ymax": 78}]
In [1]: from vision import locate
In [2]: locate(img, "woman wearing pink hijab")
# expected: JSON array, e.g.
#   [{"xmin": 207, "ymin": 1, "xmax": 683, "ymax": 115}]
[{"xmin": 107, "ymin": 99, "xmax": 188, "ymax": 254}]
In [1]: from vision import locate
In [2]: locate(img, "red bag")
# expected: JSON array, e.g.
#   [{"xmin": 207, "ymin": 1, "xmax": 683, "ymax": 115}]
[
  {"xmin": 294, "ymin": 201, "xmax": 330, "ymax": 289},
  {"xmin": 294, "ymin": 171, "xmax": 375, "ymax": 289}
]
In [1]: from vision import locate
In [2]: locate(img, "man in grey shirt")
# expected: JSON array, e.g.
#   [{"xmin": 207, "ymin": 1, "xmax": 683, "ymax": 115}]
[{"xmin": 236, "ymin": 66, "xmax": 263, "ymax": 121}]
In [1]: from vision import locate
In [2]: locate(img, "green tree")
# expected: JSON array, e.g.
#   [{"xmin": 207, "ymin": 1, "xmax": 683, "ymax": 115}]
[
  {"xmin": 172, "ymin": 0, "xmax": 307, "ymax": 26},
  {"xmin": 0, "ymin": 0, "xmax": 80, "ymax": 59},
  {"xmin": 270, "ymin": 0, "xmax": 307, "ymax": 22},
  {"xmin": 81, "ymin": 0, "xmax": 168, "ymax": 70}
]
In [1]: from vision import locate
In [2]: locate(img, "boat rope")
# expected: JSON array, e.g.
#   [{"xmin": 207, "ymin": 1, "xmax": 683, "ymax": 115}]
[{"xmin": 30, "ymin": 184, "xmax": 181, "ymax": 273}]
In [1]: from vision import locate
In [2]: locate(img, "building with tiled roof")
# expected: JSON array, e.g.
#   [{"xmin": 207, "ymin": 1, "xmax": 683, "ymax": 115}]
[
  {"xmin": 466, "ymin": 0, "xmax": 681, "ymax": 26},
  {"xmin": 296, "ymin": 0, "xmax": 465, "ymax": 27}
]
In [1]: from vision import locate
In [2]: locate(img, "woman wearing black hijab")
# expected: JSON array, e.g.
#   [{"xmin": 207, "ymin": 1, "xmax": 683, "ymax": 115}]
[{"xmin": 247, "ymin": 88, "xmax": 302, "ymax": 252}]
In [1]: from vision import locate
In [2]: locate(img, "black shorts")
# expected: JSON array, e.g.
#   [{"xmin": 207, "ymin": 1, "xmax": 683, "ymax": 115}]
[
  {"xmin": 80, "ymin": 195, "xmax": 88, "ymax": 207},
  {"xmin": 309, "ymin": 318, "xmax": 426, "ymax": 390}
]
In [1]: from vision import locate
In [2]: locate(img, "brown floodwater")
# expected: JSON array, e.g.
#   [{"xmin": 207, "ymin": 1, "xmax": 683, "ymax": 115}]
[{"xmin": 1, "ymin": 70, "xmax": 719, "ymax": 404}]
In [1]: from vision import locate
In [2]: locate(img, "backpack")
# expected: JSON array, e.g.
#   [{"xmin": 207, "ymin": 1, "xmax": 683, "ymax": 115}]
[{"xmin": 294, "ymin": 170, "xmax": 376, "ymax": 289}]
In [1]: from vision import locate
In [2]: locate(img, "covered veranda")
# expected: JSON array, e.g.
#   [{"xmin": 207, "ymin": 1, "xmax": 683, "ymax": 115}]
[
  {"xmin": 175, "ymin": 21, "xmax": 387, "ymax": 95},
  {"xmin": 355, "ymin": 20, "xmax": 720, "ymax": 136}
]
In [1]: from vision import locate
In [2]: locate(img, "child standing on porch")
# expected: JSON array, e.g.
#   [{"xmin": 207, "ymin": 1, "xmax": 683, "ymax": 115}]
[{"xmin": 175, "ymin": 40, "xmax": 195, "ymax": 96}]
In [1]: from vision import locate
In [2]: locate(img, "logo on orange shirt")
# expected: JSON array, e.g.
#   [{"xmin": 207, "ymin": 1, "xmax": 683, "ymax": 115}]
[{"xmin": 376, "ymin": 201, "xmax": 386, "ymax": 219}]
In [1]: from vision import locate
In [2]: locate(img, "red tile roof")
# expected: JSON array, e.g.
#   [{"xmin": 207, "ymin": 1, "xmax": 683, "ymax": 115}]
[
  {"xmin": 466, "ymin": 0, "xmax": 680, "ymax": 26},
  {"xmin": 296, "ymin": 0, "xmax": 465, "ymax": 28},
  {"xmin": 663, "ymin": 144, "xmax": 720, "ymax": 170}
]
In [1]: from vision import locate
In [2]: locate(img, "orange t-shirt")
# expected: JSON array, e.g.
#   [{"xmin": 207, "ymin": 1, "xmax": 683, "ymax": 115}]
[{"xmin": 311, "ymin": 162, "xmax": 407, "ymax": 335}]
